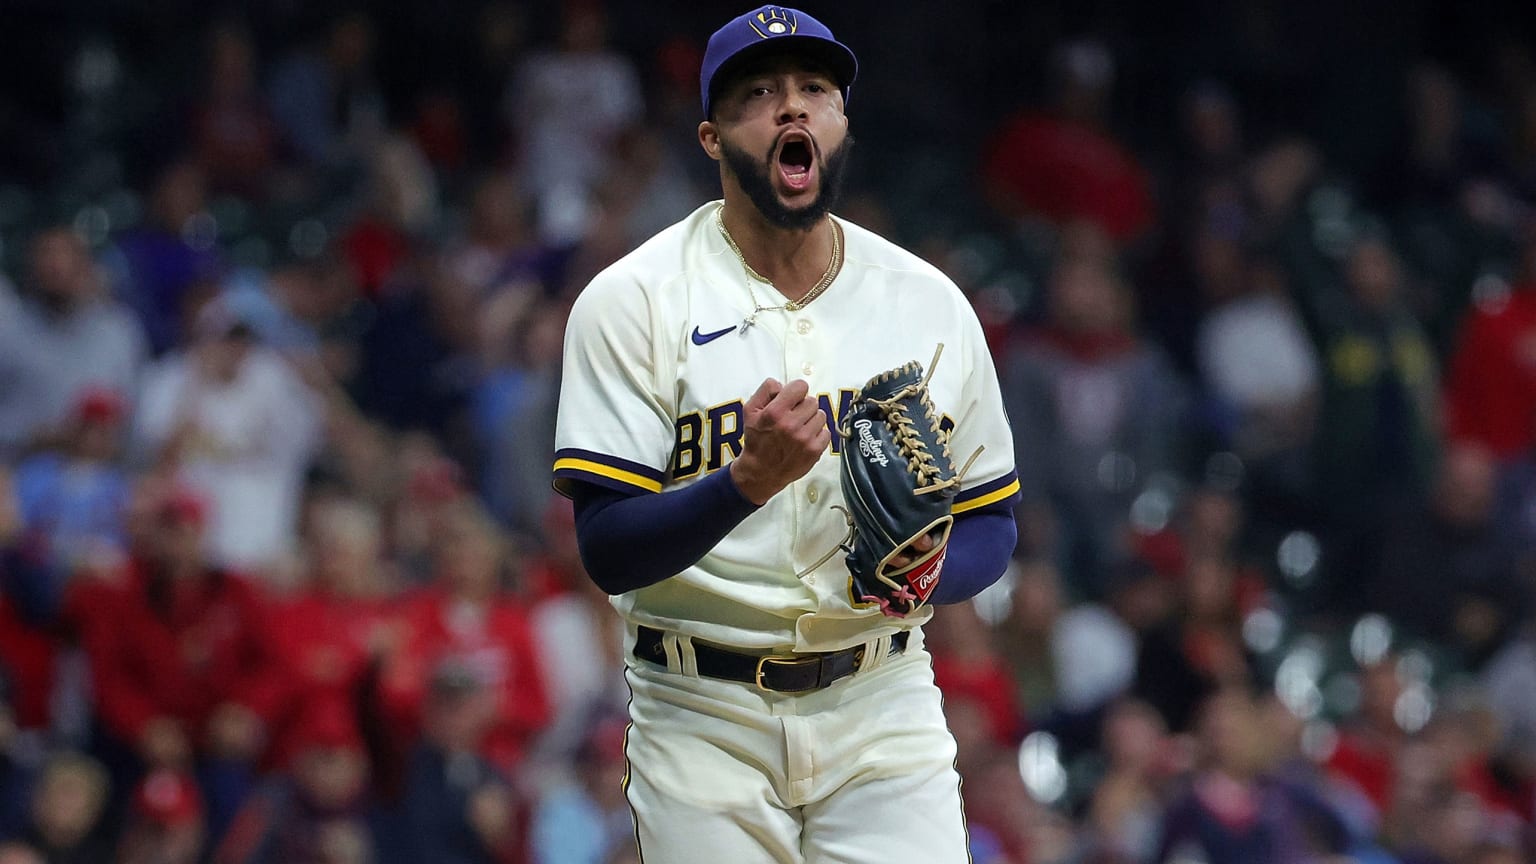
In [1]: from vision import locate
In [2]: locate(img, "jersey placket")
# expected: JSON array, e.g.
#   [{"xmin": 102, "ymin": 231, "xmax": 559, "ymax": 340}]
[{"xmin": 782, "ymin": 309, "xmax": 831, "ymax": 585}]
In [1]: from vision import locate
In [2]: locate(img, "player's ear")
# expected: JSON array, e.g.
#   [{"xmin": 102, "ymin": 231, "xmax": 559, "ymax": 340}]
[{"xmin": 699, "ymin": 121, "xmax": 723, "ymax": 162}]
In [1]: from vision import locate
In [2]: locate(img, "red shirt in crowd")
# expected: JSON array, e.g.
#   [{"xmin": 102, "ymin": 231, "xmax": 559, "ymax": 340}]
[
  {"xmin": 1444, "ymin": 284, "xmax": 1536, "ymax": 459},
  {"xmin": 982, "ymin": 112, "xmax": 1155, "ymax": 243},
  {"xmin": 341, "ymin": 216, "xmax": 410, "ymax": 299},
  {"xmin": 80, "ymin": 559, "xmax": 284, "ymax": 747},
  {"xmin": 264, "ymin": 588, "xmax": 401, "ymax": 767},
  {"xmin": 931, "ymin": 653, "xmax": 1024, "ymax": 746},
  {"xmin": 380, "ymin": 587, "xmax": 551, "ymax": 772},
  {"xmin": 0, "ymin": 595, "xmax": 55, "ymax": 730}
]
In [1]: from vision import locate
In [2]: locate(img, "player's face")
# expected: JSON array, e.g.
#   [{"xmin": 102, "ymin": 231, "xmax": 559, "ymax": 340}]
[{"xmin": 702, "ymin": 58, "xmax": 852, "ymax": 230}]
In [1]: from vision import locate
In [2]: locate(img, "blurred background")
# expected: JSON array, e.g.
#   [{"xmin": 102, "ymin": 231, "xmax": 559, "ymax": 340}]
[{"xmin": 0, "ymin": 1, "xmax": 1535, "ymax": 862}]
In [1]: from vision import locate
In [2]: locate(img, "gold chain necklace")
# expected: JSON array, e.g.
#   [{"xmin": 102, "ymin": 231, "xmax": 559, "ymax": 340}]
[{"xmin": 715, "ymin": 204, "xmax": 843, "ymax": 334}]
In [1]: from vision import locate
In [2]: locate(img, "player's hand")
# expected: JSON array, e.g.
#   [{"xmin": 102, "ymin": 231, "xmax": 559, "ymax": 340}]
[
  {"xmin": 887, "ymin": 530, "xmax": 938, "ymax": 571},
  {"xmin": 730, "ymin": 378, "xmax": 831, "ymax": 505}
]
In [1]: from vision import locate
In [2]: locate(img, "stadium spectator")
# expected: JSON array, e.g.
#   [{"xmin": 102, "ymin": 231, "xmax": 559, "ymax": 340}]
[
  {"xmin": 267, "ymin": 12, "xmax": 386, "ymax": 173},
  {"xmin": 0, "ymin": 228, "xmax": 147, "ymax": 458},
  {"xmin": 383, "ymin": 503, "xmax": 549, "ymax": 776},
  {"xmin": 1002, "ymin": 253, "xmax": 1189, "ymax": 597},
  {"xmin": 1375, "ymin": 64, "xmax": 1502, "ymax": 213},
  {"xmin": 506, "ymin": 1, "xmax": 642, "ymax": 246},
  {"xmin": 107, "ymin": 160, "xmax": 223, "ymax": 357},
  {"xmin": 444, "ymin": 174, "xmax": 553, "ymax": 301},
  {"xmin": 1310, "ymin": 233, "xmax": 1442, "ymax": 606},
  {"xmin": 1369, "ymin": 442, "xmax": 1520, "ymax": 665},
  {"xmin": 981, "ymin": 39, "xmax": 1155, "ymax": 245},
  {"xmin": 472, "ymin": 298, "xmax": 567, "ymax": 537},
  {"xmin": 188, "ymin": 25, "xmax": 277, "ymax": 200},
  {"xmin": 381, "ymin": 437, "xmax": 474, "ymax": 585},
  {"xmin": 338, "ymin": 135, "xmax": 438, "ymax": 299},
  {"xmin": 353, "ymin": 255, "xmax": 479, "ymax": 447},
  {"xmin": 1377, "ymin": 717, "xmax": 1526, "ymax": 864},
  {"xmin": 132, "ymin": 298, "xmax": 324, "ymax": 575},
  {"xmin": 1132, "ymin": 555, "xmax": 1256, "ymax": 734},
  {"xmin": 375, "ymin": 658, "xmax": 521, "ymax": 864},
  {"xmin": 1156, "ymin": 688, "xmax": 1352, "ymax": 863},
  {"xmin": 1195, "ymin": 249, "xmax": 1320, "ymax": 513},
  {"xmin": 528, "ymin": 715, "xmax": 629, "ymax": 864},
  {"xmin": 1172, "ymin": 80, "xmax": 1248, "ymax": 214},
  {"xmin": 593, "ymin": 124, "xmax": 705, "ymax": 253},
  {"xmin": 1443, "ymin": 230, "xmax": 1536, "ymax": 462},
  {"xmin": 78, "ymin": 486, "xmax": 283, "ymax": 841},
  {"xmin": 1325, "ymin": 654, "xmax": 1411, "ymax": 824},
  {"xmin": 1083, "ymin": 698, "xmax": 1173, "ymax": 863},
  {"xmin": 992, "ymin": 556, "xmax": 1141, "ymax": 755},
  {"xmin": 7, "ymin": 388, "xmax": 132, "ymax": 625},
  {"xmin": 265, "ymin": 497, "xmax": 400, "ymax": 769},
  {"xmin": 213, "ymin": 699, "xmax": 373, "ymax": 864}
]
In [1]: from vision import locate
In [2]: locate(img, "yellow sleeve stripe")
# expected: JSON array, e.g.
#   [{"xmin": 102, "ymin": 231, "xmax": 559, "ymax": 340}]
[
  {"xmin": 951, "ymin": 478, "xmax": 1020, "ymax": 514},
  {"xmin": 553, "ymin": 457, "xmax": 665, "ymax": 493}
]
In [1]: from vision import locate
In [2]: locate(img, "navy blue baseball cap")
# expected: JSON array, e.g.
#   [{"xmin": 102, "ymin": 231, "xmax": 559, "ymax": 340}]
[{"xmin": 701, "ymin": 6, "xmax": 858, "ymax": 118}]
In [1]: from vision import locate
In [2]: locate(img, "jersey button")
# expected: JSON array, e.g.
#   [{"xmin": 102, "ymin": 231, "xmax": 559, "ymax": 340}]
[
  {"xmin": 796, "ymin": 320, "xmax": 812, "ymax": 335},
  {"xmin": 808, "ymin": 487, "xmax": 819, "ymax": 503},
  {"xmin": 802, "ymin": 362, "xmax": 815, "ymax": 376}
]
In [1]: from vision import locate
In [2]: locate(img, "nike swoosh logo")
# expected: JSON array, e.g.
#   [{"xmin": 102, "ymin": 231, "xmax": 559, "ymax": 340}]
[{"xmin": 691, "ymin": 325, "xmax": 737, "ymax": 345}]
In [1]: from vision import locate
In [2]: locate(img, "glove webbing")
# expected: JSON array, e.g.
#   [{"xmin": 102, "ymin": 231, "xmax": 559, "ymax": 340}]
[{"xmin": 841, "ymin": 345, "xmax": 953, "ymax": 494}]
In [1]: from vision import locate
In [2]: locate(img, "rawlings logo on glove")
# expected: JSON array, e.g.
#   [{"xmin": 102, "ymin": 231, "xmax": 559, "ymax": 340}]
[
  {"xmin": 834, "ymin": 344, "xmax": 979, "ymax": 618},
  {"xmin": 852, "ymin": 419, "xmax": 890, "ymax": 466}
]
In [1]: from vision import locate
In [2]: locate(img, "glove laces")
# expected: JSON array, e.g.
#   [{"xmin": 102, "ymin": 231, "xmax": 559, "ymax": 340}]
[{"xmin": 840, "ymin": 344, "xmax": 983, "ymax": 495}]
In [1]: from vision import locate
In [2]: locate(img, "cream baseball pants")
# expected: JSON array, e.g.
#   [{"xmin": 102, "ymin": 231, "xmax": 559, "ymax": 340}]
[{"xmin": 618, "ymin": 629, "xmax": 971, "ymax": 864}]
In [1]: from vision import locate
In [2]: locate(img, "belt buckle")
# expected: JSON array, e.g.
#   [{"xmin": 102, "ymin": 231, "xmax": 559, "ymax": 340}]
[{"xmin": 754, "ymin": 655, "xmax": 812, "ymax": 693}]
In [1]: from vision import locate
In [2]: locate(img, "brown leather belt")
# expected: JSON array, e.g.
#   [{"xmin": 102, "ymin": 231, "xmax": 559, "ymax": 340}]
[{"xmin": 633, "ymin": 625, "xmax": 909, "ymax": 693}]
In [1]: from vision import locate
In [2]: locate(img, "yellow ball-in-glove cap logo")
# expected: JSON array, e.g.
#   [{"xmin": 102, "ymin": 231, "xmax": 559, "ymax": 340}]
[{"xmin": 749, "ymin": 7, "xmax": 799, "ymax": 38}]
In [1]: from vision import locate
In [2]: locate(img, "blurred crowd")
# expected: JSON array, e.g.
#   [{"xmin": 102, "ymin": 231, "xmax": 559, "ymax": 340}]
[{"xmin": 1, "ymin": 1, "xmax": 1535, "ymax": 863}]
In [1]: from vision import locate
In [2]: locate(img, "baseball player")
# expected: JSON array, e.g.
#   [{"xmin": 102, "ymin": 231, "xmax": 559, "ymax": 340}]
[{"xmin": 552, "ymin": 6, "xmax": 1021, "ymax": 862}]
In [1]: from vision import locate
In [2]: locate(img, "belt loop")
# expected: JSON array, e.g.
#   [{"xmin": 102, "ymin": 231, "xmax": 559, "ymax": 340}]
[
  {"xmin": 868, "ymin": 636, "xmax": 886, "ymax": 673},
  {"xmin": 661, "ymin": 632, "xmax": 682, "ymax": 674},
  {"xmin": 677, "ymin": 635, "xmax": 699, "ymax": 678}
]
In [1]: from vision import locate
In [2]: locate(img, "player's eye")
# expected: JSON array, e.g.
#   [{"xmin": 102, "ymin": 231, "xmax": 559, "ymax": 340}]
[
  {"xmin": 749, "ymin": 85, "xmax": 773, "ymax": 97},
  {"xmin": 806, "ymin": 82, "xmax": 827, "ymax": 94}
]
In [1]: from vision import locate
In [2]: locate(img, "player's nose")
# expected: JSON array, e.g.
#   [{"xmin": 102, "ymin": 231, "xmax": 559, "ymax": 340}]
[{"xmin": 777, "ymin": 89, "xmax": 810, "ymax": 124}]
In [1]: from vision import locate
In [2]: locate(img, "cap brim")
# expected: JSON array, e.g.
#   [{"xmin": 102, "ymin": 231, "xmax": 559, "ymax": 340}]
[{"xmin": 707, "ymin": 36, "xmax": 857, "ymax": 116}]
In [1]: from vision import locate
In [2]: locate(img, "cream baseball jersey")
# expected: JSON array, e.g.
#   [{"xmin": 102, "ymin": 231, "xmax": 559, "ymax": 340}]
[{"xmin": 553, "ymin": 202, "xmax": 1019, "ymax": 652}]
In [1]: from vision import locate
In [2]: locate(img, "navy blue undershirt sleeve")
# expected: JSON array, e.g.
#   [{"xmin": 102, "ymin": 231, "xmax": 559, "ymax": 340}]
[
  {"xmin": 570, "ymin": 468, "xmax": 761, "ymax": 595},
  {"xmin": 927, "ymin": 509, "xmax": 1018, "ymax": 606},
  {"xmin": 572, "ymin": 469, "xmax": 1018, "ymax": 602}
]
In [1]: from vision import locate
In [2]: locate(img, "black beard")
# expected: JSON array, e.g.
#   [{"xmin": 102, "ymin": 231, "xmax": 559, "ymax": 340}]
[{"xmin": 720, "ymin": 133, "xmax": 854, "ymax": 232}]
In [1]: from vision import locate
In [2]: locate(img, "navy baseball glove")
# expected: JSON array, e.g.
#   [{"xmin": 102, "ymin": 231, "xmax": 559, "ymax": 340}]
[{"xmin": 837, "ymin": 347, "xmax": 964, "ymax": 617}]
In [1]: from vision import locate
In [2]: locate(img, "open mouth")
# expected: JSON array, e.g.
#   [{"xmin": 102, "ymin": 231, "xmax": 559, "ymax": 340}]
[{"xmin": 776, "ymin": 134, "xmax": 815, "ymax": 191}]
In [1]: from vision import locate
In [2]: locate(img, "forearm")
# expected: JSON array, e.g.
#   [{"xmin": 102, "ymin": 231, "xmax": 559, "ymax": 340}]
[
  {"xmin": 928, "ymin": 510, "xmax": 1017, "ymax": 605},
  {"xmin": 571, "ymin": 468, "xmax": 761, "ymax": 595}
]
